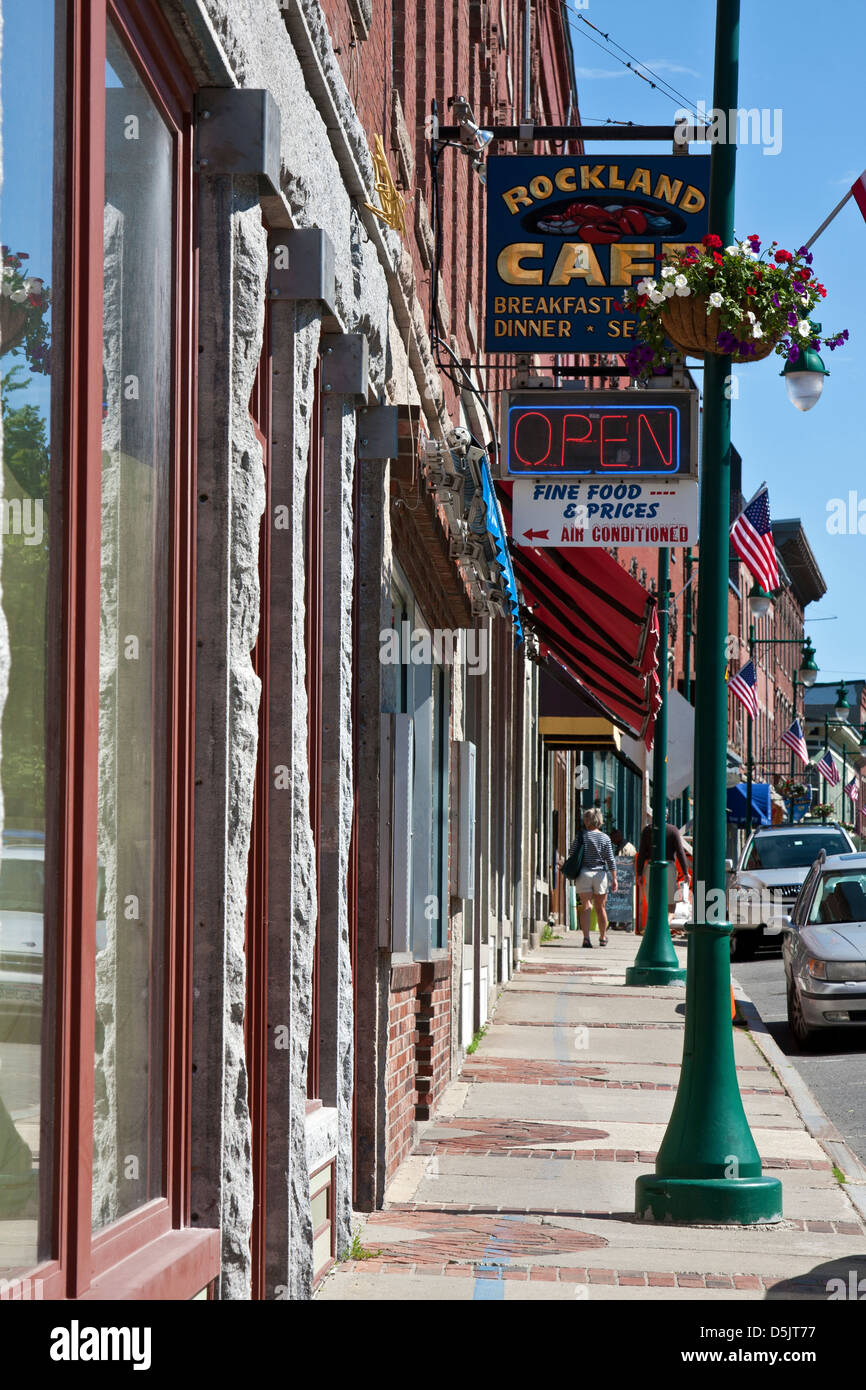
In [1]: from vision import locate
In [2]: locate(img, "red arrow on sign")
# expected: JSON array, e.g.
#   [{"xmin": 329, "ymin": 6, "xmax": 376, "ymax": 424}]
[{"xmin": 523, "ymin": 528, "xmax": 549, "ymax": 541}]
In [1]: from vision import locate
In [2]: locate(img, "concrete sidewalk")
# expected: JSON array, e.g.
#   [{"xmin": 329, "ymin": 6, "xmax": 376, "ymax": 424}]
[{"xmin": 317, "ymin": 931, "xmax": 866, "ymax": 1301}]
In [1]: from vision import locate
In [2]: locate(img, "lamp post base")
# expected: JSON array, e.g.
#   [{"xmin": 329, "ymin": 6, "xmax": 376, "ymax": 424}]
[
  {"xmin": 625, "ymin": 961, "xmax": 686, "ymax": 986},
  {"xmin": 635, "ymin": 1174, "xmax": 783, "ymax": 1225},
  {"xmin": 625, "ymin": 859, "xmax": 685, "ymax": 986}
]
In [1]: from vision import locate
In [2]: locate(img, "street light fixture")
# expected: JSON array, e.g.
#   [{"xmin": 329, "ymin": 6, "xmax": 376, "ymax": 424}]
[
  {"xmin": 834, "ymin": 681, "xmax": 850, "ymax": 723},
  {"xmin": 748, "ymin": 580, "xmax": 773, "ymax": 620},
  {"xmin": 798, "ymin": 637, "xmax": 819, "ymax": 687},
  {"xmin": 780, "ymin": 339, "xmax": 830, "ymax": 413}
]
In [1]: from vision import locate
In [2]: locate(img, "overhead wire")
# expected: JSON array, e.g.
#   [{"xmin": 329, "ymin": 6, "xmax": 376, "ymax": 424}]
[{"xmin": 563, "ymin": 6, "xmax": 702, "ymax": 123}]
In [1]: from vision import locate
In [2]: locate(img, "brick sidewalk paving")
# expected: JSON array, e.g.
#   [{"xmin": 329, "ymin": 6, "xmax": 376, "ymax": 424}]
[{"xmin": 317, "ymin": 932, "xmax": 866, "ymax": 1301}]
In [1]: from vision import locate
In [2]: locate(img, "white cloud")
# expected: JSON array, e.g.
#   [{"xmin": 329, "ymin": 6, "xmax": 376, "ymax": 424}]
[
  {"xmin": 641, "ymin": 58, "xmax": 702, "ymax": 79},
  {"xmin": 574, "ymin": 66, "xmax": 628, "ymax": 80}
]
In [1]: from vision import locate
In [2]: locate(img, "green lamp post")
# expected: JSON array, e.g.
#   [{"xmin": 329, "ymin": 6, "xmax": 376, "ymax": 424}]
[
  {"xmin": 626, "ymin": 548, "xmax": 685, "ymax": 987},
  {"xmin": 635, "ymin": 0, "xmax": 783, "ymax": 1225}
]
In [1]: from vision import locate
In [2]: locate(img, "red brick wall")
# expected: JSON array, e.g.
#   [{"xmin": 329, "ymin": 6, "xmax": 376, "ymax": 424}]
[
  {"xmin": 318, "ymin": 0, "xmax": 578, "ymax": 422},
  {"xmin": 385, "ymin": 959, "xmax": 451, "ymax": 1183}
]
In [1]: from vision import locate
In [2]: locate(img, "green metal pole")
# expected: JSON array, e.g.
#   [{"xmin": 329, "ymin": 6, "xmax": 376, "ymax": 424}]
[
  {"xmin": 823, "ymin": 713, "xmax": 829, "ymax": 821},
  {"xmin": 789, "ymin": 672, "xmax": 797, "ymax": 824},
  {"xmin": 627, "ymin": 549, "xmax": 685, "ymax": 986},
  {"xmin": 745, "ymin": 621, "xmax": 755, "ymax": 833},
  {"xmin": 635, "ymin": 0, "xmax": 782, "ymax": 1225},
  {"xmin": 682, "ymin": 547, "xmax": 693, "ymax": 823}
]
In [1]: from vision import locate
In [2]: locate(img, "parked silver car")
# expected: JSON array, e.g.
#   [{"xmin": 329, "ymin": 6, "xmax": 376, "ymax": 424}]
[
  {"xmin": 726, "ymin": 822, "xmax": 856, "ymax": 959},
  {"xmin": 778, "ymin": 850, "xmax": 866, "ymax": 1048}
]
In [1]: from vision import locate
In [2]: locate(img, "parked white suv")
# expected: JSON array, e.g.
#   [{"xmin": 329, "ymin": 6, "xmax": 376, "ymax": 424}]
[{"xmin": 726, "ymin": 822, "xmax": 856, "ymax": 959}]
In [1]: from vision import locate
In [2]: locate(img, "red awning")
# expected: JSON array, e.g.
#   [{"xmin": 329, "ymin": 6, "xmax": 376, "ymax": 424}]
[{"xmin": 498, "ymin": 484, "xmax": 661, "ymax": 745}]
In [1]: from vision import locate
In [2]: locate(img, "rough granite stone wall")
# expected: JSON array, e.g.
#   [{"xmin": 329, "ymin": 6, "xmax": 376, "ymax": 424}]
[{"xmin": 222, "ymin": 199, "xmax": 268, "ymax": 1298}]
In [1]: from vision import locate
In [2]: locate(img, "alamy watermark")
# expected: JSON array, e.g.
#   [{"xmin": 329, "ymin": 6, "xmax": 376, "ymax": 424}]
[
  {"xmin": 0, "ymin": 497, "xmax": 43, "ymax": 546},
  {"xmin": 379, "ymin": 623, "xmax": 488, "ymax": 675},
  {"xmin": 827, "ymin": 492, "xmax": 866, "ymax": 535},
  {"xmin": 674, "ymin": 101, "xmax": 782, "ymax": 157}
]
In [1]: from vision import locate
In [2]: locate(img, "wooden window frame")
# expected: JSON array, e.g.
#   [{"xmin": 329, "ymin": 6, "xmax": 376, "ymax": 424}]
[{"xmin": 1, "ymin": 0, "xmax": 217, "ymax": 1302}]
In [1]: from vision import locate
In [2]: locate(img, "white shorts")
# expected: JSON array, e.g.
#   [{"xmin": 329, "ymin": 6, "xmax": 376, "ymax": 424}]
[{"xmin": 575, "ymin": 870, "xmax": 608, "ymax": 898}]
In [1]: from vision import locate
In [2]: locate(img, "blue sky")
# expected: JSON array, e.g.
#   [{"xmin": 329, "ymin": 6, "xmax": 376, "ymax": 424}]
[{"xmin": 566, "ymin": 1, "xmax": 866, "ymax": 685}]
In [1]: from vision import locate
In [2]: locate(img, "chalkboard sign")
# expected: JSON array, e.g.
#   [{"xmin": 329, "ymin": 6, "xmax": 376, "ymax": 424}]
[{"xmin": 606, "ymin": 856, "xmax": 636, "ymax": 926}]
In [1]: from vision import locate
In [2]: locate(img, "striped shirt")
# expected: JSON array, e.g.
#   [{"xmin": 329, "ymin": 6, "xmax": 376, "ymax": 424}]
[{"xmin": 569, "ymin": 829, "xmax": 616, "ymax": 878}]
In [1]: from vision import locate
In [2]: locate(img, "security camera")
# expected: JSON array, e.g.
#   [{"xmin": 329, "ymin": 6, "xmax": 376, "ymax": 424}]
[{"xmin": 446, "ymin": 425, "xmax": 471, "ymax": 453}]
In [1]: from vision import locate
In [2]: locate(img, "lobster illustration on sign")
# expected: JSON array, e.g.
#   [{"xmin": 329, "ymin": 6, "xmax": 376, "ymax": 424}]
[{"xmin": 536, "ymin": 201, "xmax": 649, "ymax": 241}]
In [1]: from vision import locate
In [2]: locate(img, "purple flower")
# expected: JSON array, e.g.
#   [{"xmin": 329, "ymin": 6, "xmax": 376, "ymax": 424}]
[
  {"xmin": 787, "ymin": 311, "xmax": 798, "ymax": 326},
  {"xmin": 787, "ymin": 344, "xmax": 800, "ymax": 363},
  {"xmin": 811, "ymin": 338, "xmax": 820, "ymax": 349},
  {"xmin": 771, "ymin": 293, "xmax": 781, "ymax": 307}
]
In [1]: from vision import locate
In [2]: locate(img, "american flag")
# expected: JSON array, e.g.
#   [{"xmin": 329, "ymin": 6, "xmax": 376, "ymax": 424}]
[
  {"xmin": 816, "ymin": 748, "xmax": 841, "ymax": 787},
  {"xmin": 780, "ymin": 718, "xmax": 809, "ymax": 766},
  {"xmin": 728, "ymin": 659, "xmax": 758, "ymax": 720},
  {"xmin": 730, "ymin": 484, "xmax": 780, "ymax": 595},
  {"xmin": 845, "ymin": 776, "xmax": 859, "ymax": 803}
]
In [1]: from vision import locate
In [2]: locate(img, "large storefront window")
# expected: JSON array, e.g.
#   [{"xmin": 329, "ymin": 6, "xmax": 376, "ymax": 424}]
[
  {"xmin": 0, "ymin": 0, "xmax": 213, "ymax": 1300},
  {"xmin": 0, "ymin": 0, "xmax": 64, "ymax": 1277},
  {"xmin": 92, "ymin": 20, "xmax": 173, "ymax": 1231}
]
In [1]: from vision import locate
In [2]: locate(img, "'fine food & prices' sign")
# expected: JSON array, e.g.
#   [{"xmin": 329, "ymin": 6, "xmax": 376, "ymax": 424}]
[
  {"xmin": 511, "ymin": 477, "xmax": 699, "ymax": 548},
  {"xmin": 500, "ymin": 390, "xmax": 698, "ymax": 479},
  {"xmin": 485, "ymin": 155, "xmax": 710, "ymax": 353}
]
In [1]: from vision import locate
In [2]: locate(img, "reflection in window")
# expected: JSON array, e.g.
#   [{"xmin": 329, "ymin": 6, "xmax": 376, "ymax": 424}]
[
  {"xmin": 0, "ymin": 1, "xmax": 62, "ymax": 1276},
  {"xmin": 93, "ymin": 25, "xmax": 172, "ymax": 1230}
]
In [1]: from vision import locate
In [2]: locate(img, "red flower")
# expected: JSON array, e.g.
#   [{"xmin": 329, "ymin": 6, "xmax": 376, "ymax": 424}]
[
  {"xmin": 713, "ymin": 251, "xmax": 723, "ymax": 266},
  {"xmin": 795, "ymin": 267, "xmax": 810, "ymax": 280},
  {"xmin": 746, "ymin": 287, "xmax": 756, "ymax": 296},
  {"xmin": 702, "ymin": 233, "xmax": 723, "ymax": 249},
  {"xmin": 753, "ymin": 268, "xmax": 764, "ymax": 279},
  {"xmin": 636, "ymin": 294, "xmax": 648, "ymax": 308},
  {"xmin": 774, "ymin": 249, "xmax": 793, "ymax": 263}
]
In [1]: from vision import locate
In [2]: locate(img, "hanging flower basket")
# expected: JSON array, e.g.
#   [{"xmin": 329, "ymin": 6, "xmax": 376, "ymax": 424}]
[
  {"xmin": 621, "ymin": 234, "xmax": 848, "ymax": 381},
  {"xmin": 660, "ymin": 294, "xmax": 777, "ymax": 363}
]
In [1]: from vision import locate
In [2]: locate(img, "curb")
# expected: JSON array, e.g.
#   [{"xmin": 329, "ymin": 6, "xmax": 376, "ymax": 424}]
[{"xmin": 732, "ymin": 977, "xmax": 866, "ymax": 1225}]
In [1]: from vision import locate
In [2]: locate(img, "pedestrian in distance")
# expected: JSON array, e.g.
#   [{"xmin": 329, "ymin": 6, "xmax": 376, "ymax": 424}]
[
  {"xmin": 634, "ymin": 821, "xmax": 691, "ymax": 936},
  {"xmin": 568, "ymin": 808, "xmax": 618, "ymax": 947}
]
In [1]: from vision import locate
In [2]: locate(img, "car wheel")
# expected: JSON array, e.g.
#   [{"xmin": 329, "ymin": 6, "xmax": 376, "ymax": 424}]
[
  {"xmin": 787, "ymin": 979, "xmax": 816, "ymax": 1050},
  {"xmin": 730, "ymin": 929, "xmax": 757, "ymax": 961}
]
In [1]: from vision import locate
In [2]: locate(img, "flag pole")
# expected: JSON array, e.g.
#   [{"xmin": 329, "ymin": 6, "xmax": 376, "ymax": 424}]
[{"xmin": 804, "ymin": 189, "xmax": 852, "ymax": 250}]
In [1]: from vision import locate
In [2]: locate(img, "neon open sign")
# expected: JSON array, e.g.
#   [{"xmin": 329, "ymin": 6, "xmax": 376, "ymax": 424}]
[{"xmin": 500, "ymin": 390, "xmax": 697, "ymax": 478}]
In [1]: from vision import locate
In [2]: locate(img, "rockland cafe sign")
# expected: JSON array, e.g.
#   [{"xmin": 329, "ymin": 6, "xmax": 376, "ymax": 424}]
[{"xmin": 484, "ymin": 154, "xmax": 710, "ymax": 352}]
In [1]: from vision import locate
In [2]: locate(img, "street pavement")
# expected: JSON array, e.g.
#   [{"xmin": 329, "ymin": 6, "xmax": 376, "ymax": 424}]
[
  {"xmin": 734, "ymin": 942, "xmax": 866, "ymax": 1168},
  {"xmin": 317, "ymin": 929, "xmax": 866, "ymax": 1301}
]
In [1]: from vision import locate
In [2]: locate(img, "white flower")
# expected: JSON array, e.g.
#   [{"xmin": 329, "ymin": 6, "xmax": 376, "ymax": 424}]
[
  {"xmin": 797, "ymin": 319, "xmax": 811, "ymax": 337},
  {"xmin": 661, "ymin": 266, "xmax": 676, "ymax": 279},
  {"xmin": 746, "ymin": 310, "xmax": 756, "ymax": 323},
  {"xmin": 9, "ymin": 288, "xmax": 27, "ymax": 303},
  {"xmin": 636, "ymin": 277, "xmax": 656, "ymax": 295},
  {"xmin": 675, "ymin": 281, "xmax": 691, "ymax": 297},
  {"xmin": 674, "ymin": 274, "xmax": 688, "ymax": 288},
  {"xmin": 752, "ymin": 323, "xmax": 763, "ymax": 338},
  {"xmin": 739, "ymin": 239, "xmax": 757, "ymax": 257},
  {"xmin": 662, "ymin": 282, "xmax": 676, "ymax": 298},
  {"xmin": 709, "ymin": 291, "xmax": 723, "ymax": 308},
  {"xmin": 649, "ymin": 288, "xmax": 665, "ymax": 304},
  {"xmin": 725, "ymin": 243, "xmax": 740, "ymax": 255}
]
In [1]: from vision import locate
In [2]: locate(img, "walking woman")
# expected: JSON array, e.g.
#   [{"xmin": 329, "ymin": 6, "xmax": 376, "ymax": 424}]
[{"xmin": 571, "ymin": 808, "xmax": 617, "ymax": 947}]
